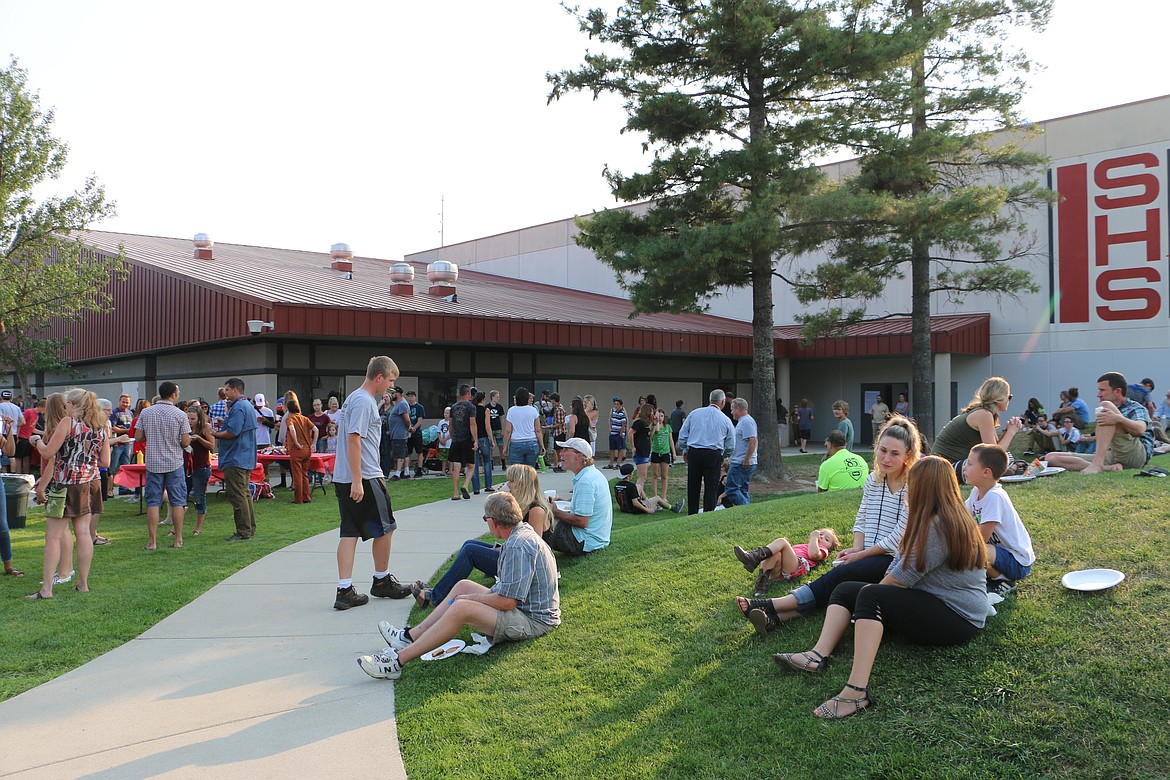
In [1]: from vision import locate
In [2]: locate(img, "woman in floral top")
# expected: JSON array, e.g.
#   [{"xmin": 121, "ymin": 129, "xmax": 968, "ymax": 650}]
[{"xmin": 29, "ymin": 389, "xmax": 110, "ymax": 599}]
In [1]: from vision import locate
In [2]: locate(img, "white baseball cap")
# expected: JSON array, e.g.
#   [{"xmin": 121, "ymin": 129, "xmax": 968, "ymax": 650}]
[{"xmin": 555, "ymin": 437, "xmax": 592, "ymax": 456}]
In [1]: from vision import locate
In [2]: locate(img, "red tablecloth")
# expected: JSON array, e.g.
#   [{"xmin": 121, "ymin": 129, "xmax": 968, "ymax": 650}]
[{"xmin": 257, "ymin": 452, "xmax": 335, "ymax": 473}]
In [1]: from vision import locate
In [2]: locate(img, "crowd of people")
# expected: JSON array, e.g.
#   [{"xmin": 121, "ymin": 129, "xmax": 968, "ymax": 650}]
[{"xmin": 6, "ymin": 363, "xmax": 1160, "ymax": 720}]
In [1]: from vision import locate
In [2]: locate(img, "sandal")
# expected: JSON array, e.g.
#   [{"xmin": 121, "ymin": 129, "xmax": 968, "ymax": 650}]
[
  {"xmin": 749, "ymin": 608, "xmax": 788, "ymax": 635},
  {"xmin": 813, "ymin": 683, "xmax": 875, "ymax": 719},
  {"xmin": 410, "ymin": 580, "xmax": 433, "ymax": 608},
  {"xmin": 736, "ymin": 597, "xmax": 775, "ymax": 619},
  {"xmin": 772, "ymin": 649, "xmax": 830, "ymax": 673},
  {"xmin": 93, "ymin": 536, "xmax": 111, "ymax": 545},
  {"xmin": 4, "ymin": 568, "xmax": 24, "ymax": 577}
]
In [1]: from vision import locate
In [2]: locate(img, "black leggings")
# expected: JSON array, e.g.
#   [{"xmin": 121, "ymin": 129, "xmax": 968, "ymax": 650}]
[
  {"xmin": 829, "ymin": 581, "xmax": 980, "ymax": 647},
  {"xmin": 806, "ymin": 554, "xmax": 893, "ymax": 609}
]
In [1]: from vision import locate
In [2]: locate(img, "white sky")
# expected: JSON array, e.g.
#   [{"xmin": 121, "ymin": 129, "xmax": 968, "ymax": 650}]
[{"xmin": 2, "ymin": 0, "xmax": 1167, "ymax": 261}]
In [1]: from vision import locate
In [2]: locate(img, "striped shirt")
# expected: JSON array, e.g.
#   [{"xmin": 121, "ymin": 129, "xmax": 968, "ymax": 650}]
[
  {"xmin": 138, "ymin": 400, "xmax": 191, "ymax": 473},
  {"xmin": 609, "ymin": 407, "xmax": 627, "ymax": 436},
  {"xmin": 852, "ymin": 472, "xmax": 908, "ymax": 552},
  {"xmin": 492, "ymin": 522, "xmax": 561, "ymax": 626}
]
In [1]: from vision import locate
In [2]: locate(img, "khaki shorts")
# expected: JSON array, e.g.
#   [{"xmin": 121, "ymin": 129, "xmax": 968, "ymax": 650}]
[
  {"xmin": 494, "ymin": 608, "xmax": 556, "ymax": 643},
  {"xmin": 1071, "ymin": 431, "xmax": 1149, "ymax": 470}
]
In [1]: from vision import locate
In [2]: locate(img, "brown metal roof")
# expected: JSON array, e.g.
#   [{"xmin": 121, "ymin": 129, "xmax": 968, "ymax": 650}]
[
  {"xmin": 75, "ymin": 231, "xmax": 753, "ymax": 336},
  {"xmin": 772, "ymin": 314, "xmax": 991, "ymax": 358}
]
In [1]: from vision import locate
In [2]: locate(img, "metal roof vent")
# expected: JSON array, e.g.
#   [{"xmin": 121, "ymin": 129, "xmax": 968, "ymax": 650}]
[
  {"xmin": 193, "ymin": 233, "xmax": 213, "ymax": 260},
  {"xmin": 427, "ymin": 260, "xmax": 458, "ymax": 297},
  {"xmin": 330, "ymin": 242, "xmax": 354, "ymax": 273},
  {"xmin": 389, "ymin": 262, "xmax": 415, "ymax": 296}
]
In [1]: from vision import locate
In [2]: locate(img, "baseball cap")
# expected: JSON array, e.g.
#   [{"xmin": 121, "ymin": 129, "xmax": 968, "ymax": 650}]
[
  {"xmin": 0, "ymin": 390, "xmax": 11, "ymax": 400},
  {"xmin": 612, "ymin": 396, "xmax": 622, "ymax": 402},
  {"xmin": 406, "ymin": 390, "xmax": 416, "ymax": 396},
  {"xmin": 254, "ymin": 393, "xmax": 267, "ymax": 408},
  {"xmin": 825, "ymin": 429, "xmax": 846, "ymax": 447},
  {"xmin": 619, "ymin": 463, "xmax": 635, "ymax": 476},
  {"xmin": 555, "ymin": 437, "xmax": 592, "ymax": 456}
]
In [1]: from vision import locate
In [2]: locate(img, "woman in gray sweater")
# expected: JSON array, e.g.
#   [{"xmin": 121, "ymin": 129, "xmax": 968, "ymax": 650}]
[{"xmin": 773, "ymin": 455, "xmax": 990, "ymax": 719}]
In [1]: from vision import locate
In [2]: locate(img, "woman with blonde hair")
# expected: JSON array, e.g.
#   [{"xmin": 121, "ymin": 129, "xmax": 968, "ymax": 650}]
[
  {"xmin": 932, "ymin": 376, "xmax": 1022, "ymax": 483},
  {"xmin": 773, "ymin": 456, "xmax": 989, "ymax": 719},
  {"xmin": 28, "ymin": 389, "xmax": 110, "ymax": 598},
  {"xmin": 408, "ymin": 464, "xmax": 550, "ymax": 608},
  {"xmin": 583, "ymin": 395, "xmax": 600, "ymax": 455},
  {"xmin": 736, "ymin": 416, "xmax": 922, "ymax": 633}
]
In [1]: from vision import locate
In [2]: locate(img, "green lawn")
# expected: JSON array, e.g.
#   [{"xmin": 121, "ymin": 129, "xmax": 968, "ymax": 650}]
[{"xmin": 394, "ymin": 455, "xmax": 1170, "ymax": 780}]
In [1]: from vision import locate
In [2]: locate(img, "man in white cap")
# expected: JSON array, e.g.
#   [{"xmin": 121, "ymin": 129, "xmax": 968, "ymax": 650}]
[
  {"xmin": 254, "ymin": 393, "xmax": 277, "ymax": 449},
  {"xmin": 546, "ymin": 437, "xmax": 612, "ymax": 556}
]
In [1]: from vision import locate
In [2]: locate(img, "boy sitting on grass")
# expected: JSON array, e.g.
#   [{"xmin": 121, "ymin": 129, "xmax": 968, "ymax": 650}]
[
  {"xmin": 961, "ymin": 443, "xmax": 1036, "ymax": 596},
  {"xmin": 614, "ymin": 463, "xmax": 684, "ymax": 514}
]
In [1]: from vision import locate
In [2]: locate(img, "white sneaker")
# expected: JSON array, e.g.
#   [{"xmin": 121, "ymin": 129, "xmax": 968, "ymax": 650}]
[
  {"xmin": 357, "ymin": 646, "xmax": 402, "ymax": 680},
  {"xmin": 378, "ymin": 621, "xmax": 413, "ymax": 651}
]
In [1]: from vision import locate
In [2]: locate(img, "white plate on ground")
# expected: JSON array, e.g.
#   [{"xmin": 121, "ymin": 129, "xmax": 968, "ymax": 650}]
[
  {"xmin": 1062, "ymin": 569, "xmax": 1125, "ymax": 592},
  {"xmin": 1036, "ymin": 467, "xmax": 1066, "ymax": 477},
  {"xmin": 1000, "ymin": 474, "xmax": 1036, "ymax": 483},
  {"xmin": 420, "ymin": 639, "xmax": 466, "ymax": 661}
]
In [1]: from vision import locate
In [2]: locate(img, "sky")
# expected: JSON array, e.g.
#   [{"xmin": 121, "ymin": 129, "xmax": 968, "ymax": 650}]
[{"xmin": 2, "ymin": 0, "xmax": 1168, "ymax": 262}]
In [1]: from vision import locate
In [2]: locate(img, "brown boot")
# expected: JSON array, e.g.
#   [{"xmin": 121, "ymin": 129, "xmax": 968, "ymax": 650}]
[
  {"xmin": 753, "ymin": 568, "xmax": 773, "ymax": 597},
  {"xmin": 733, "ymin": 545, "xmax": 772, "ymax": 572}
]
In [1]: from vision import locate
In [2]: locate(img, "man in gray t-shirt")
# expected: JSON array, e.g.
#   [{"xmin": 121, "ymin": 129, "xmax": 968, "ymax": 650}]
[
  {"xmin": 385, "ymin": 389, "xmax": 412, "ymax": 480},
  {"xmin": 332, "ymin": 356, "xmax": 412, "ymax": 610}
]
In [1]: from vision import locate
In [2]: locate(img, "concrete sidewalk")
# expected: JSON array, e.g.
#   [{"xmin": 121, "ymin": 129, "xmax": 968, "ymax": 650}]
[{"xmin": 1, "ymin": 468, "xmax": 577, "ymax": 779}]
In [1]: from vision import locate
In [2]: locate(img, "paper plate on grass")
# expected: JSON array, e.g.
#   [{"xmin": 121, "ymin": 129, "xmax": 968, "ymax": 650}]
[
  {"xmin": 1000, "ymin": 474, "xmax": 1035, "ymax": 483},
  {"xmin": 420, "ymin": 639, "xmax": 466, "ymax": 661},
  {"xmin": 1061, "ymin": 569, "xmax": 1125, "ymax": 592},
  {"xmin": 1036, "ymin": 467, "xmax": 1066, "ymax": 477}
]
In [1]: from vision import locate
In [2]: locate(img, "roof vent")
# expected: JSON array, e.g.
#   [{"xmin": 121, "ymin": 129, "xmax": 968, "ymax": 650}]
[
  {"xmin": 330, "ymin": 242, "xmax": 354, "ymax": 273},
  {"xmin": 427, "ymin": 260, "xmax": 458, "ymax": 297},
  {"xmin": 194, "ymin": 233, "xmax": 213, "ymax": 260},
  {"xmin": 389, "ymin": 262, "xmax": 415, "ymax": 296}
]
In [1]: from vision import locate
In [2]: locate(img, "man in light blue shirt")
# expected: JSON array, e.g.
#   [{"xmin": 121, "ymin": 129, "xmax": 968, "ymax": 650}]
[
  {"xmin": 547, "ymin": 437, "xmax": 612, "ymax": 555},
  {"xmin": 725, "ymin": 398, "xmax": 758, "ymax": 506},
  {"xmin": 677, "ymin": 389, "xmax": 735, "ymax": 514},
  {"xmin": 212, "ymin": 378, "xmax": 257, "ymax": 541}
]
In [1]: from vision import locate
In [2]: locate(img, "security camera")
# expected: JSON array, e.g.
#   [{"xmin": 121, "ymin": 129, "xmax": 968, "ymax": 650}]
[{"xmin": 247, "ymin": 320, "xmax": 264, "ymax": 334}]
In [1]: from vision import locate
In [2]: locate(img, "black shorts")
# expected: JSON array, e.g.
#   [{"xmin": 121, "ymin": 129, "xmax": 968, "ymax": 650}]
[
  {"xmin": 335, "ymin": 478, "xmax": 396, "ymax": 541},
  {"xmin": 389, "ymin": 438, "xmax": 409, "ymax": 459},
  {"xmin": 449, "ymin": 439, "xmax": 475, "ymax": 465},
  {"xmin": 14, "ymin": 438, "xmax": 32, "ymax": 458},
  {"xmin": 409, "ymin": 429, "xmax": 425, "ymax": 454},
  {"xmin": 650, "ymin": 451, "xmax": 670, "ymax": 464}
]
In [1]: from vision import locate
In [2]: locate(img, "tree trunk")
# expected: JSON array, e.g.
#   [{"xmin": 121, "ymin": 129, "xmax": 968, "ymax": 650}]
[
  {"xmin": 910, "ymin": 238, "xmax": 934, "ymax": 441},
  {"xmin": 746, "ymin": 68, "xmax": 786, "ymax": 481}
]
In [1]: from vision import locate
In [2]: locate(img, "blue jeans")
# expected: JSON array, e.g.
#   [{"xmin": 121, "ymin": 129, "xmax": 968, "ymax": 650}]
[
  {"xmin": 471, "ymin": 436, "xmax": 494, "ymax": 492},
  {"xmin": 187, "ymin": 466, "xmax": 212, "ymax": 514},
  {"xmin": 724, "ymin": 463, "xmax": 757, "ymax": 506},
  {"xmin": 509, "ymin": 439, "xmax": 539, "ymax": 468},
  {"xmin": 431, "ymin": 539, "xmax": 500, "ymax": 602},
  {"xmin": 0, "ymin": 477, "xmax": 11, "ymax": 564},
  {"xmin": 110, "ymin": 443, "xmax": 132, "ymax": 479}
]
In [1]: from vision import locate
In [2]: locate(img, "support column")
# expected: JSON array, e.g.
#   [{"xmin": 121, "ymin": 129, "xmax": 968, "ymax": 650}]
[{"xmin": 934, "ymin": 352, "xmax": 952, "ymax": 436}]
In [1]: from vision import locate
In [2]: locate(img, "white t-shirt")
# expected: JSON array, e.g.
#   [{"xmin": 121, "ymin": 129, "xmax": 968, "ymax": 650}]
[
  {"xmin": 506, "ymin": 405, "xmax": 539, "ymax": 442},
  {"xmin": 965, "ymin": 483, "xmax": 1036, "ymax": 567}
]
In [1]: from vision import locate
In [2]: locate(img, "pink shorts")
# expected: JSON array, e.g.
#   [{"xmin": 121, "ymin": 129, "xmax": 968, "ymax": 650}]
[{"xmin": 781, "ymin": 556, "xmax": 814, "ymax": 581}]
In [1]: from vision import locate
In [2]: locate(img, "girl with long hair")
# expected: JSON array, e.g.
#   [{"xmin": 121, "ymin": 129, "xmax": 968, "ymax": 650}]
[
  {"xmin": 409, "ymin": 464, "xmax": 550, "ymax": 608},
  {"xmin": 282, "ymin": 393, "xmax": 318, "ymax": 504},
  {"xmin": 186, "ymin": 403, "xmax": 216, "ymax": 534},
  {"xmin": 931, "ymin": 376, "xmax": 1022, "ymax": 481},
  {"xmin": 772, "ymin": 455, "xmax": 990, "ymax": 719},
  {"xmin": 736, "ymin": 416, "xmax": 922, "ymax": 632},
  {"xmin": 628, "ymin": 403, "xmax": 654, "ymax": 495},
  {"xmin": 29, "ymin": 389, "xmax": 110, "ymax": 598},
  {"xmin": 583, "ymin": 395, "xmax": 600, "ymax": 455},
  {"xmin": 568, "ymin": 397, "xmax": 590, "ymax": 443},
  {"xmin": 649, "ymin": 408, "xmax": 677, "ymax": 499}
]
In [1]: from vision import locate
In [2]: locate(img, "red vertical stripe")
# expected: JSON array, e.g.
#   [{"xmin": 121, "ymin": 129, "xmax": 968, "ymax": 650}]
[{"xmin": 1057, "ymin": 163, "xmax": 1090, "ymax": 323}]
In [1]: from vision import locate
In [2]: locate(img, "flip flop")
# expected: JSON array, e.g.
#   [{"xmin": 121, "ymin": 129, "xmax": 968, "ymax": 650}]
[
  {"xmin": 93, "ymin": 536, "xmax": 112, "ymax": 545},
  {"xmin": 3, "ymin": 568, "xmax": 24, "ymax": 577},
  {"xmin": 1136, "ymin": 467, "xmax": 1168, "ymax": 477},
  {"xmin": 26, "ymin": 591, "xmax": 51, "ymax": 600}
]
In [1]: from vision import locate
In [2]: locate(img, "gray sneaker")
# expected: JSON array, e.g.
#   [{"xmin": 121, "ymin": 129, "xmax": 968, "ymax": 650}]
[
  {"xmin": 378, "ymin": 621, "xmax": 413, "ymax": 651},
  {"xmin": 358, "ymin": 646, "xmax": 402, "ymax": 680},
  {"xmin": 988, "ymin": 579, "xmax": 1018, "ymax": 597},
  {"xmin": 333, "ymin": 586, "xmax": 369, "ymax": 611},
  {"xmin": 671, "ymin": 500, "xmax": 685, "ymax": 513}
]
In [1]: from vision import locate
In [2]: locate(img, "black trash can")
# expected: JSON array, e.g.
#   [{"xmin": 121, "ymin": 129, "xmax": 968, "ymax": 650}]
[{"xmin": 1, "ymin": 474, "xmax": 31, "ymax": 530}]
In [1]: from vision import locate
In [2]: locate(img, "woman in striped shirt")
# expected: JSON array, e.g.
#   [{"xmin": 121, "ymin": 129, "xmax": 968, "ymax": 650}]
[{"xmin": 736, "ymin": 416, "xmax": 922, "ymax": 633}]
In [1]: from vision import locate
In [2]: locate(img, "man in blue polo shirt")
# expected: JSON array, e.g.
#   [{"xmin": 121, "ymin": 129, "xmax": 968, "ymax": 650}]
[
  {"xmin": 547, "ymin": 437, "xmax": 611, "ymax": 556},
  {"xmin": 212, "ymin": 377, "xmax": 258, "ymax": 541}
]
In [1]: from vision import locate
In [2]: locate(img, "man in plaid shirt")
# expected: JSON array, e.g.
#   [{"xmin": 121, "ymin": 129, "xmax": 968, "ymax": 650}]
[{"xmin": 135, "ymin": 381, "xmax": 191, "ymax": 549}]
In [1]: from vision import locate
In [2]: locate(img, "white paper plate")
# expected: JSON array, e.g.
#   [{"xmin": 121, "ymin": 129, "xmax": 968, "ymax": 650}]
[
  {"xmin": 555, "ymin": 501, "xmax": 572, "ymax": 511},
  {"xmin": 1000, "ymin": 474, "xmax": 1035, "ymax": 483},
  {"xmin": 1036, "ymin": 467, "xmax": 1066, "ymax": 477},
  {"xmin": 420, "ymin": 639, "xmax": 466, "ymax": 661},
  {"xmin": 1061, "ymin": 569, "xmax": 1125, "ymax": 592}
]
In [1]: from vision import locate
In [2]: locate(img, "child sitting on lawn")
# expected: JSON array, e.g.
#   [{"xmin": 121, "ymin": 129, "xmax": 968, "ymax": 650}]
[
  {"xmin": 961, "ymin": 443, "xmax": 1036, "ymax": 596},
  {"xmin": 614, "ymin": 463, "xmax": 684, "ymax": 514},
  {"xmin": 733, "ymin": 528, "xmax": 841, "ymax": 598}
]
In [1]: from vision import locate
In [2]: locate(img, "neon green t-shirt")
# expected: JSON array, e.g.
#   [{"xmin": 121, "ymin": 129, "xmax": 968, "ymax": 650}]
[{"xmin": 817, "ymin": 449, "xmax": 867, "ymax": 491}]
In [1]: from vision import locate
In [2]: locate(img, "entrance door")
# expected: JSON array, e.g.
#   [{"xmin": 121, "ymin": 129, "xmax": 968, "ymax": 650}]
[{"xmin": 859, "ymin": 383, "xmax": 905, "ymax": 446}]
